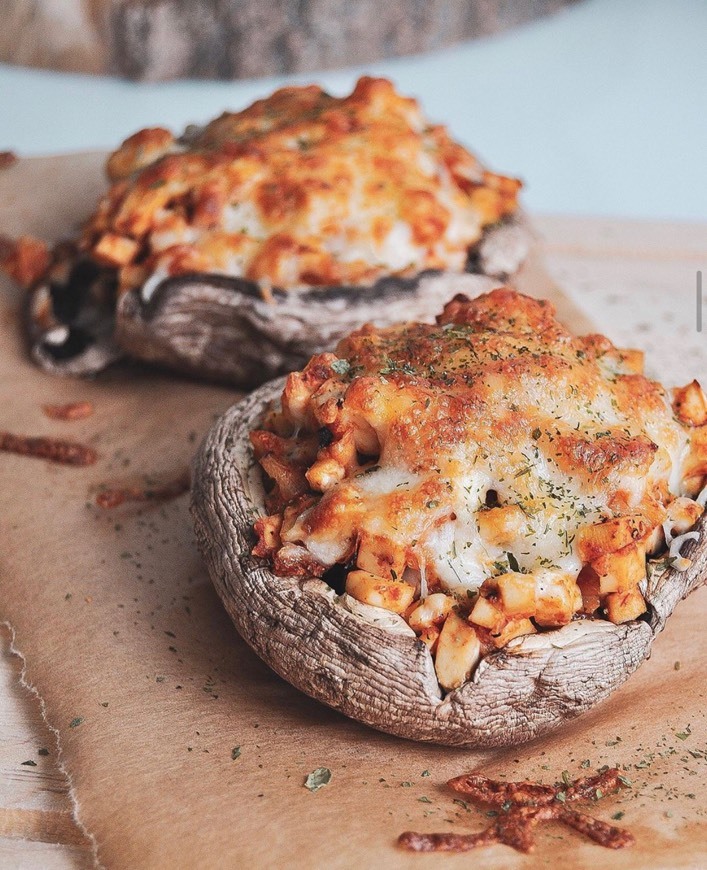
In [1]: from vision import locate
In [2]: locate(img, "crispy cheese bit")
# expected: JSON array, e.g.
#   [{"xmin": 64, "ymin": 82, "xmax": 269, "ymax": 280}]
[
  {"xmin": 476, "ymin": 505, "xmax": 527, "ymax": 547},
  {"xmin": 590, "ymin": 541, "xmax": 646, "ymax": 595},
  {"xmin": 673, "ymin": 380, "xmax": 707, "ymax": 426},
  {"xmin": 616, "ymin": 347, "xmax": 644, "ymax": 374},
  {"xmin": 106, "ymin": 127, "xmax": 176, "ymax": 181},
  {"xmin": 345, "ymin": 570, "xmax": 415, "ymax": 614},
  {"xmin": 433, "ymin": 613, "xmax": 481, "ymax": 690},
  {"xmin": 604, "ymin": 585, "xmax": 647, "ymax": 623},
  {"xmin": 93, "ymin": 233, "xmax": 140, "ymax": 267}
]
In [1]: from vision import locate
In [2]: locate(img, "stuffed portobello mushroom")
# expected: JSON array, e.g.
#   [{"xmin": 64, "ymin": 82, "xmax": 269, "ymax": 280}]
[
  {"xmin": 192, "ymin": 288, "xmax": 707, "ymax": 746},
  {"xmin": 2, "ymin": 76, "xmax": 529, "ymax": 386}
]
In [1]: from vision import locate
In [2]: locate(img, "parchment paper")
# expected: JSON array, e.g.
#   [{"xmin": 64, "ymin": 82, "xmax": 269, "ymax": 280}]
[{"xmin": 0, "ymin": 156, "xmax": 704, "ymax": 869}]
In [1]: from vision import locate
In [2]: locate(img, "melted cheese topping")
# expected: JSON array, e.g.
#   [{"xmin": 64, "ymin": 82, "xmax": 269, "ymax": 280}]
[
  {"xmin": 82, "ymin": 77, "xmax": 520, "ymax": 293},
  {"xmin": 253, "ymin": 289, "xmax": 703, "ymax": 604}
]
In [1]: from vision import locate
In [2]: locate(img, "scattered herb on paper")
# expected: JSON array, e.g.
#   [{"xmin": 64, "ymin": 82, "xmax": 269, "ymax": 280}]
[
  {"xmin": 69, "ymin": 717, "xmax": 83, "ymax": 728},
  {"xmin": 304, "ymin": 767, "xmax": 332, "ymax": 793},
  {"xmin": 231, "ymin": 746, "xmax": 241, "ymax": 760},
  {"xmin": 21, "ymin": 760, "xmax": 37, "ymax": 766}
]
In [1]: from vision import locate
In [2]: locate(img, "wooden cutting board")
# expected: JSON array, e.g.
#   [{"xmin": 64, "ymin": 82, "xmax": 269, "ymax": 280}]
[{"xmin": 0, "ymin": 155, "xmax": 705, "ymax": 869}]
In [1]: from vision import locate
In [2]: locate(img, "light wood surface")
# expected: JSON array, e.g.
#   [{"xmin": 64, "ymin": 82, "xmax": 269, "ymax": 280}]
[{"xmin": 1, "ymin": 214, "xmax": 705, "ymax": 867}]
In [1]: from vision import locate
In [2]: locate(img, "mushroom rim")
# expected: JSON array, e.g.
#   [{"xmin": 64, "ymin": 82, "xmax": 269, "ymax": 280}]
[
  {"xmin": 190, "ymin": 379, "xmax": 707, "ymax": 747},
  {"xmin": 26, "ymin": 215, "xmax": 531, "ymax": 383}
]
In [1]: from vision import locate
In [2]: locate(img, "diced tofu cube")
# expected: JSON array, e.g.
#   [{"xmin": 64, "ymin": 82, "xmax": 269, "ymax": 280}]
[
  {"xmin": 469, "ymin": 594, "xmax": 504, "ymax": 631},
  {"xmin": 93, "ymin": 232, "xmax": 139, "ymax": 267},
  {"xmin": 356, "ymin": 532, "xmax": 407, "ymax": 581},
  {"xmin": 252, "ymin": 514, "xmax": 282, "ymax": 558},
  {"xmin": 496, "ymin": 571, "xmax": 536, "ymax": 618},
  {"xmin": 576, "ymin": 516, "xmax": 646, "ymax": 563},
  {"xmin": 418, "ymin": 625, "xmax": 441, "ymax": 653},
  {"xmin": 306, "ymin": 457, "xmax": 345, "ymax": 491},
  {"xmin": 590, "ymin": 542, "xmax": 646, "ymax": 595},
  {"xmin": 604, "ymin": 586, "xmax": 647, "ymax": 624},
  {"xmin": 673, "ymin": 380, "xmax": 707, "ymax": 426},
  {"xmin": 259, "ymin": 454, "xmax": 309, "ymax": 502},
  {"xmin": 490, "ymin": 617, "xmax": 536, "ymax": 648},
  {"xmin": 345, "ymin": 570, "xmax": 415, "ymax": 614},
  {"xmin": 534, "ymin": 569, "xmax": 582, "ymax": 626},
  {"xmin": 617, "ymin": 347, "xmax": 644, "ymax": 374},
  {"xmin": 433, "ymin": 613, "xmax": 481, "ymax": 690},
  {"xmin": 665, "ymin": 496, "xmax": 704, "ymax": 536},
  {"xmin": 407, "ymin": 592, "xmax": 455, "ymax": 631},
  {"xmin": 576, "ymin": 566, "xmax": 601, "ymax": 614}
]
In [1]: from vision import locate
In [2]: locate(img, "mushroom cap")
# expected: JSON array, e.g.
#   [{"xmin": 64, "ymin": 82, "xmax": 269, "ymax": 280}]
[
  {"xmin": 27, "ymin": 217, "xmax": 531, "ymax": 387},
  {"xmin": 191, "ymin": 379, "xmax": 707, "ymax": 747}
]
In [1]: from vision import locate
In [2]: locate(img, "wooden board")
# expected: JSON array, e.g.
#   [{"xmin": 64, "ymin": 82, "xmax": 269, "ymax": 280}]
[{"xmin": 0, "ymin": 0, "xmax": 579, "ymax": 80}]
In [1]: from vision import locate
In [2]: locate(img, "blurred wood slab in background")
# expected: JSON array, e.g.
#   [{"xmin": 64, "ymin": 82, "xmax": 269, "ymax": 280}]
[{"xmin": 0, "ymin": 0, "xmax": 580, "ymax": 80}]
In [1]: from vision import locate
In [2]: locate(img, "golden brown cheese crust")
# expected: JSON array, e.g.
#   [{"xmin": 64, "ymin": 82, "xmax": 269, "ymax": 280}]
[
  {"xmin": 80, "ymin": 77, "xmax": 521, "ymax": 293},
  {"xmin": 251, "ymin": 288, "xmax": 707, "ymax": 685}
]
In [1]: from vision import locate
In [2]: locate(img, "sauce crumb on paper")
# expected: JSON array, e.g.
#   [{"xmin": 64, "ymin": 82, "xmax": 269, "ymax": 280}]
[
  {"xmin": 42, "ymin": 401, "xmax": 94, "ymax": 421},
  {"xmin": 0, "ymin": 431, "xmax": 97, "ymax": 466},
  {"xmin": 95, "ymin": 470, "xmax": 190, "ymax": 508},
  {"xmin": 399, "ymin": 768, "xmax": 634, "ymax": 854}
]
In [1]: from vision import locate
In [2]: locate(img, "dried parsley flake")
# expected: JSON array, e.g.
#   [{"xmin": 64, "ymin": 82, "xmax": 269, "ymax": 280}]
[{"xmin": 304, "ymin": 767, "xmax": 332, "ymax": 792}]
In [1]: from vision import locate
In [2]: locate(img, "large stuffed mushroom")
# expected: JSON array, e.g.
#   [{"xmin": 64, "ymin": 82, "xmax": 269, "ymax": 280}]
[
  {"xmin": 191, "ymin": 288, "xmax": 707, "ymax": 746},
  {"xmin": 3, "ymin": 77, "xmax": 529, "ymax": 387}
]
